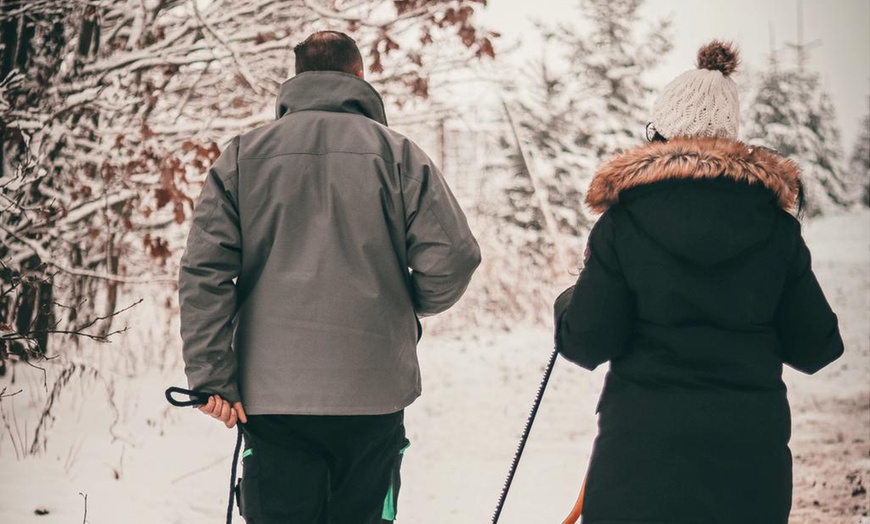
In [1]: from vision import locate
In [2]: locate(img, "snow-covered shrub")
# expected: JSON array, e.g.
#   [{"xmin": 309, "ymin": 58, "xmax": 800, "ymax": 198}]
[
  {"xmin": 0, "ymin": 0, "xmax": 497, "ymax": 365},
  {"xmin": 0, "ymin": 0, "xmax": 496, "ymax": 451}
]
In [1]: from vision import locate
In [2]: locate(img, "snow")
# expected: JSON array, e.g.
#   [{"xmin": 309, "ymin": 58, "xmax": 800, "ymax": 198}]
[{"xmin": 1, "ymin": 209, "xmax": 868, "ymax": 523}]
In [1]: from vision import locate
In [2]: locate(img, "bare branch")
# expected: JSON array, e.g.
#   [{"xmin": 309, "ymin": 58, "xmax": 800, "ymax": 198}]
[
  {"xmin": 25, "ymin": 359, "xmax": 48, "ymax": 391},
  {"xmin": 0, "ymin": 225, "xmax": 174, "ymax": 285},
  {"xmin": 192, "ymin": 2, "xmax": 262, "ymax": 95},
  {"xmin": 29, "ymin": 363, "xmax": 77, "ymax": 454},
  {"xmin": 301, "ymin": 0, "xmax": 436, "ymax": 28},
  {"xmin": 30, "ymin": 326, "xmax": 129, "ymax": 343},
  {"xmin": 0, "ymin": 388, "xmax": 23, "ymax": 400}
]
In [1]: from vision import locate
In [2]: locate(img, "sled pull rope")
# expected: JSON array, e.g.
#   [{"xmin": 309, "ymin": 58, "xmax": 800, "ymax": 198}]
[
  {"xmin": 492, "ymin": 346, "xmax": 560, "ymax": 523},
  {"xmin": 165, "ymin": 386, "xmax": 243, "ymax": 524}
]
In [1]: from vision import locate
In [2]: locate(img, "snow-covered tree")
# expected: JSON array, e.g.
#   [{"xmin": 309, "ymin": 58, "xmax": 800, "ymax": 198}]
[
  {"xmin": 499, "ymin": 0, "xmax": 671, "ymax": 245},
  {"xmin": 743, "ymin": 52, "xmax": 853, "ymax": 216},
  {"xmin": 849, "ymin": 102, "xmax": 870, "ymax": 206},
  {"xmin": 0, "ymin": 0, "xmax": 496, "ymax": 366},
  {"xmin": 461, "ymin": 0, "xmax": 670, "ymax": 326}
]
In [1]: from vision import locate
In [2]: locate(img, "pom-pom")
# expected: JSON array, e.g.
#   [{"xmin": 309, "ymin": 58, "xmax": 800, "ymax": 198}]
[{"xmin": 696, "ymin": 40, "xmax": 740, "ymax": 76}]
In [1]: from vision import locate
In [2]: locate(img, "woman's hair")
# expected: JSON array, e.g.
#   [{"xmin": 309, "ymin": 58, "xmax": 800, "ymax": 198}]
[
  {"xmin": 645, "ymin": 122, "xmax": 668, "ymax": 143},
  {"xmin": 795, "ymin": 180, "xmax": 807, "ymax": 220}
]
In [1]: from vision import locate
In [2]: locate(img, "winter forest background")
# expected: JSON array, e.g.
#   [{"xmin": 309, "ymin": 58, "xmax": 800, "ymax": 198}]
[{"xmin": 1, "ymin": 0, "xmax": 868, "ymax": 522}]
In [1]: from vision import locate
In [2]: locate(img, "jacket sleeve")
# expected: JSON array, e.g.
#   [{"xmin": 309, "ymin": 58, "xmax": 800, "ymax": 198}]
[
  {"xmin": 400, "ymin": 142, "xmax": 481, "ymax": 317},
  {"xmin": 178, "ymin": 137, "xmax": 242, "ymax": 402},
  {"xmin": 775, "ymin": 232, "xmax": 844, "ymax": 374},
  {"xmin": 554, "ymin": 212, "xmax": 634, "ymax": 370}
]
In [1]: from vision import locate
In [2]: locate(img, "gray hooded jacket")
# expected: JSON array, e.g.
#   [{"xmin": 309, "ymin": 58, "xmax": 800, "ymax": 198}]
[{"xmin": 179, "ymin": 72, "xmax": 481, "ymax": 415}]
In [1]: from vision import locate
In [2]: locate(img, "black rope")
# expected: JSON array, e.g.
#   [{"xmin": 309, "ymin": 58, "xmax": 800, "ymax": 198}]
[
  {"xmin": 165, "ymin": 386, "xmax": 243, "ymax": 524},
  {"xmin": 491, "ymin": 347, "xmax": 560, "ymax": 523},
  {"xmin": 227, "ymin": 426, "xmax": 243, "ymax": 523},
  {"xmin": 165, "ymin": 386, "xmax": 211, "ymax": 407}
]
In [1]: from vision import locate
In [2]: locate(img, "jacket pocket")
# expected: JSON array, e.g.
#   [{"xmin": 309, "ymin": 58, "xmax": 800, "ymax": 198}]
[
  {"xmin": 381, "ymin": 438, "xmax": 410, "ymax": 521},
  {"xmin": 239, "ymin": 432, "xmax": 262, "ymax": 521}
]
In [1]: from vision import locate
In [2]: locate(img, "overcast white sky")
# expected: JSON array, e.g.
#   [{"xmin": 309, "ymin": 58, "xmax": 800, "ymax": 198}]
[{"xmin": 478, "ymin": 0, "xmax": 870, "ymax": 148}]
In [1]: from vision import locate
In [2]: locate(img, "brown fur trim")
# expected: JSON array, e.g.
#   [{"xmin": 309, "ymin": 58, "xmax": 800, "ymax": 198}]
[{"xmin": 585, "ymin": 136, "xmax": 801, "ymax": 213}]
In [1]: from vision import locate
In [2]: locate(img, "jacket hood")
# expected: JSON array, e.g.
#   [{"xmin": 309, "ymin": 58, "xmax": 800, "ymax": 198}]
[
  {"xmin": 275, "ymin": 71, "xmax": 388, "ymax": 125},
  {"xmin": 586, "ymin": 137, "xmax": 802, "ymax": 266},
  {"xmin": 586, "ymin": 136, "xmax": 801, "ymax": 213}
]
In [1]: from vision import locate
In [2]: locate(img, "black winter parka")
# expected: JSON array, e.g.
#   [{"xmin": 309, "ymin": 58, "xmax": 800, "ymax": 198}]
[{"xmin": 555, "ymin": 137, "xmax": 843, "ymax": 524}]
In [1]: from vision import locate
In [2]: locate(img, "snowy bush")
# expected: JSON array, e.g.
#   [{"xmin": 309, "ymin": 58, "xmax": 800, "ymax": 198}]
[
  {"xmin": 0, "ymin": 0, "xmax": 496, "ymax": 362},
  {"xmin": 0, "ymin": 0, "xmax": 496, "ymax": 450}
]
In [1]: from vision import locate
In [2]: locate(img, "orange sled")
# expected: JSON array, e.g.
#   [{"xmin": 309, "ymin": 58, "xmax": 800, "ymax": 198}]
[{"xmin": 563, "ymin": 476, "xmax": 586, "ymax": 524}]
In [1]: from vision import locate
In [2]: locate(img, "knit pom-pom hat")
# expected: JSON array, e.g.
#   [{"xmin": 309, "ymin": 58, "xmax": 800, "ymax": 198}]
[{"xmin": 651, "ymin": 40, "xmax": 741, "ymax": 140}]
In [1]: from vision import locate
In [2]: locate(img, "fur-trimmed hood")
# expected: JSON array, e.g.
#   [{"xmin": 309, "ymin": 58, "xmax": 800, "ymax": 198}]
[{"xmin": 586, "ymin": 136, "xmax": 801, "ymax": 213}]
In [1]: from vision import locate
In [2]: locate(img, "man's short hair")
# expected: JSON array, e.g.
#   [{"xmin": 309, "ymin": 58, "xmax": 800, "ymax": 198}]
[{"xmin": 294, "ymin": 31, "xmax": 364, "ymax": 76}]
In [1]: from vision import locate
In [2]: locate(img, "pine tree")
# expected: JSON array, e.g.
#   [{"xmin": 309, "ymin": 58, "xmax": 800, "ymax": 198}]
[
  {"xmin": 499, "ymin": 0, "xmax": 671, "ymax": 246},
  {"xmin": 849, "ymin": 102, "xmax": 870, "ymax": 206},
  {"xmin": 743, "ymin": 53, "xmax": 852, "ymax": 216},
  {"xmin": 470, "ymin": 0, "xmax": 670, "ymax": 326}
]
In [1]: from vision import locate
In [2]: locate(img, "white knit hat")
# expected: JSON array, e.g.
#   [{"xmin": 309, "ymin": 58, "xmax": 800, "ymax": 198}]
[{"xmin": 651, "ymin": 41, "xmax": 741, "ymax": 140}]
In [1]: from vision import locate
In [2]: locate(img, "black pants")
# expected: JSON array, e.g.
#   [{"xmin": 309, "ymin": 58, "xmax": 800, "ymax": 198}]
[{"xmin": 239, "ymin": 410, "xmax": 407, "ymax": 524}]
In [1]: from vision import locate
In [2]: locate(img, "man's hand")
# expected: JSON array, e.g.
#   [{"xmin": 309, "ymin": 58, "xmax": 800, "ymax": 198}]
[{"xmin": 198, "ymin": 395, "xmax": 248, "ymax": 428}]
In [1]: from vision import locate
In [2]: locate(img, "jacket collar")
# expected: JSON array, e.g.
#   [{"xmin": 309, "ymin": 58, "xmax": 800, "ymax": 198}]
[
  {"xmin": 275, "ymin": 71, "xmax": 388, "ymax": 126},
  {"xmin": 585, "ymin": 136, "xmax": 802, "ymax": 213}
]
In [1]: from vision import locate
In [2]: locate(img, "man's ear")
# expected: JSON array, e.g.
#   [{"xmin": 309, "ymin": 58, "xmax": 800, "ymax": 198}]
[{"xmin": 355, "ymin": 68, "xmax": 365, "ymax": 79}]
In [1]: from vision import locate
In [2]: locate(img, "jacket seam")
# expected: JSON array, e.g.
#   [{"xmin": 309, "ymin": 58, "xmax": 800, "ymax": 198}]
[
  {"xmin": 188, "ymin": 138, "xmax": 240, "ymax": 247},
  {"xmin": 186, "ymin": 185, "xmax": 222, "ymax": 248},
  {"xmin": 240, "ymin": 150, "xmax": 393, "ymax": 162}
]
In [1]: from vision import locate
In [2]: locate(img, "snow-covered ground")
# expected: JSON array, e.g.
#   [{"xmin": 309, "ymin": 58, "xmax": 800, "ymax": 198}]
[{"xmin": 1, "ymin": 210, "xmax": 868, "ymax": 523}]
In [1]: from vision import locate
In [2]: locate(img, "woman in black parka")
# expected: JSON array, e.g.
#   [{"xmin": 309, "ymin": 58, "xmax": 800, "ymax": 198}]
[{"xmin": 554, "ymin": 41, "xmax": 844, "ymax": 524}]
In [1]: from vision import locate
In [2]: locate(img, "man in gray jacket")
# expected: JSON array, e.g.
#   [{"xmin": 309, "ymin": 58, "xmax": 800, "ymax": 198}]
[{"xmin": 178, "ymin": 31, "xmax": 480, "ymax": 523}]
